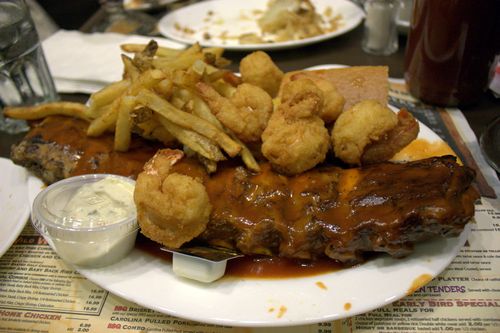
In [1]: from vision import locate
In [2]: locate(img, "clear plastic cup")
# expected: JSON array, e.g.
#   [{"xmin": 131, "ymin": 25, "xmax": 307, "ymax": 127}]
[{"xmin": 31, "ymin": 174, "xmax": 138, "ymax": 268}]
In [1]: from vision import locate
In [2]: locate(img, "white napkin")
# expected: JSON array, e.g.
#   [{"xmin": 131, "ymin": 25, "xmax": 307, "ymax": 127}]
[{"xmin": 42, "ymin": 30, "xmax": 186, "ymax": 94}]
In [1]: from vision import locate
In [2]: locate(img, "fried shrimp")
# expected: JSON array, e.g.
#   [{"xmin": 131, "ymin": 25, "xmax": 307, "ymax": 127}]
[
  {"xmin": 292, "ymin": 76, "xmax": 345, "ymax": 123},
  {"xmin": 331, "ymin": 100, "xmax": 398, "ymax": 165},
  {"xmin": 362, "ymin": 108, "xmax": 419, "ymax": 164},
  {"xmin": 261, "ymin": 78, "xmax": 330, "ymax": 175},
  {"xmin": 239, "ymin": 51, "xmax": 284, "ymax": 97},
  {"xmin": 196, "ymin": 82, "xmax": 273, "ymax": 143},
  {"xmin": 134, "ymin": 149, "xmax": 212, "ymax": 248}
]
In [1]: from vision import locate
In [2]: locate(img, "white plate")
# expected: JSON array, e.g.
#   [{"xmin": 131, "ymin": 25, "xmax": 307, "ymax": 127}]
[
  {"xmin": 78, "ymin": 229, "xmax": 468, "ymax": 327},
  {"xmin": 0, "ymin": 158, "xmax": 31, "ymax": 257},
  {"xmin": 158, "ymin": 0, "xmax": 365, "ymax": 51},
  {"xmin": 26, "ymin": 106, "xmax": 470, "ymax": 326}
]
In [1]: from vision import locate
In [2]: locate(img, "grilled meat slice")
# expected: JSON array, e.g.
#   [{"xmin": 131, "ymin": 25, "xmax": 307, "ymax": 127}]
[
  {"xmin": 10, "ymin": 116, "xmax": 161, "ymax": 184},
  {"xmin": 164, "ymin": 154, "xmax": 478, "ymax": 265}
]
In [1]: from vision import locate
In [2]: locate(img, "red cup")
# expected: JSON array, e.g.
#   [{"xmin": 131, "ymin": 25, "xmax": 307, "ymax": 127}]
[{"xmin": 404, "ymin": 0, "xmax": 500, "ymax": 106}]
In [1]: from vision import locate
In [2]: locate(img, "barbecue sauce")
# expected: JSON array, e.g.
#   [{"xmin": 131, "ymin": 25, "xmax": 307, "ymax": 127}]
[
  {"xmin": 391, "ymin": 138, "xmax": 457, "ymax": 162},
  {"xmin": 225, "ymin": 255, "xmax": 343, "ymax": 278}
]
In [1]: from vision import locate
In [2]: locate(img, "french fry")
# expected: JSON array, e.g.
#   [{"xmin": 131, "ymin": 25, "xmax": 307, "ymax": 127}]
[
  {"xmin": 90, "ymin": 103, "xmax": 113, "ymax": 119},
  {"xmin": 190, "ymin": 59, "xmax": 208, "ymax": 76},
  {"xmin": 170, "ymin": 96, "xmax": 187, "ymax": 110},
  {"xmin": 171, "ymin": 69, "xmax": 202, "ymax": 89},
  {"xmin": 204, "ymin": 69, "xmax": 226, "ymax": 82},
  {"xmin": 154, "ymin": 78, "xmax": 174, "ymax": 99},
  {"xmin": 237, "ymin": 141, "xmax": 260, "ymax": 172},
  {"xmin": 173, "ymin": 88, "xmax": 222, "ymax": 127},
  {"xmin": 189, "ymin": 60, "xmax": 229, "ymax": 85},
  {"xmin": 88, "ymin": 70, "xmax": 165, "ymax": 137},
  {"xmin": 202, "ymin": 47, "xmax": 224, "ymax": 59},
  {"xmin": 88, "ymin": 79, "xmax": 129, "ymax": 117},
  {"xmin": 121, "ymin": 55, "xmax": 140, "ymax": 82},
  {"xmin": 181, "ymin": 43, "xmax": 203, "ymax": 57},
  {"xmin": 132, "ymin": 40, "xmax": 157, "ymax": 72},
  {"xmin": 211, "ymin": 79, "xmax": 237, "ymax": 98},
  {"xmin": 202, "ymin": 47, "xmax": 229, "ymax": 68},
  {"xmin": 120, "ymin": 43, "xmax": 150, "ymax": 54},
  {"xmin": 155, "ymin": 47, "xmax": 184, "ymax": 58},
  {"xmin": 87, "ymin": 100, "xmax": 119, "ymax": 136},
  {"xmin": 136, "ymin": 89, "xmax": 241, "ymax": 157},
  {"xmin": 152, "ymin": 43, "xmax": 204, "ymax": 71},
  {"xmin": 153, "ymin": 53, "xmax": 205, "ymax": 72},
  {"xmin": 114, "ymin": 96, "xmax": 136, "ymax": 151},
  {"xmin": 140, "ymin": 40, "xmax": 158, "ymax": 57},
  {"xmin": 136, "ymin": 117, "xmax": 176, "ymax": 145},
  {"xmin": 4, "ymin": 102, "xmax": 91, "ymax": 121},
  {"xmin": 197, "ymin": 154, "xmax": 218, "ymax": 173},
  {"xmin": 128, "ymin": 69, "xmax": 166, "ymax": 95},
  {"xmin": 157, "ymin": 117, "xmax": 225, "ymax": 161},
  {"xmin": 120, "ymin": 43, "xmax": 183, "ymax": 58}
]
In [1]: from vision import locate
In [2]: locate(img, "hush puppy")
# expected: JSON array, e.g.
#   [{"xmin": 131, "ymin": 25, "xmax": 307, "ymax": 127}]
[
  {"xmin": 332, "ymin": 100, "xmax": 398, "ymax": 165},
  {"xmin": 240, "ymin": 51, "xmax": 284, "ymax": 97}
]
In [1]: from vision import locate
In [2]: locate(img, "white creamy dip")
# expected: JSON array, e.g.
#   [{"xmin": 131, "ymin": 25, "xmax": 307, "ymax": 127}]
[
  {"xmin": 63, "ymin": 176, "xmax": 135, "ymax": 227},
  {"xmin": 32, "ymin": 174, "xmax": 139, "ymax": 267}
]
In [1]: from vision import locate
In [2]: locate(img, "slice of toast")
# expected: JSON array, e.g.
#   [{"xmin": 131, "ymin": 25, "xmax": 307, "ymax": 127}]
[{"xmin": 281, "ymin": 66, "xmax": 389, "ymax": 111}]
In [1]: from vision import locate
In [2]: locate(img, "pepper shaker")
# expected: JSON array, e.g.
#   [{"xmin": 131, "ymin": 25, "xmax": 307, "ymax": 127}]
[{"xmin": 361, "ymin": 0, "xmax": 400, "ymax": 55}]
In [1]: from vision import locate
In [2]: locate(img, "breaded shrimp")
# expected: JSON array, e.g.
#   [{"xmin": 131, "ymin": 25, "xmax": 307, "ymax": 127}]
[
  {"xmin": 240, "ymin": 51, "xmax": 284, "ymax": 97},
  {"xmin": 291, "ymin": 76, "xmax": 345, "ymax": 123},
  {"xmin": 261, "ymin": 78, "xmax": 330, "ymax": 175},
  {"xmin": 134, "ymin": 149, "xmax": 212, "ymax": 248},
  {"xmin": 196, "ymin": 82, "xmax": 273, "ymax": 143},
  {"xmin": 331, "ymin": 100, "xmax": 398, "ymax": 165},
  {"xmin": 361, "ymin": 108, "xmax": 419, "ymax": 164}
]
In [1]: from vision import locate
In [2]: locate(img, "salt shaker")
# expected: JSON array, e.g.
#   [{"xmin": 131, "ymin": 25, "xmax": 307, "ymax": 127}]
[{"xmin": 361, "ymin": 0, "xmax": 400, "ymax": 55}]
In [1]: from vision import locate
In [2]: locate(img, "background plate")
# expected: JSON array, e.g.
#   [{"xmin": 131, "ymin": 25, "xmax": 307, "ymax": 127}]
[{"xmin": 158, "ymin": 0, "xmax": 364, "ymax": 51}]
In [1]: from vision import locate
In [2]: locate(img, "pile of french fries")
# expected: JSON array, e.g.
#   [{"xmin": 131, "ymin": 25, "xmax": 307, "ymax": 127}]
[{"xmin": 5, "ymin": 41, "xmax": 259, "ymax": 173}]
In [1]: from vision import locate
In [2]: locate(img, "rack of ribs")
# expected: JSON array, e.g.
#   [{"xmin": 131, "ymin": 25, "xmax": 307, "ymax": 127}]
[{"xmin": 137, "ymin": 150, "xmax": 479, "ymax": 265}]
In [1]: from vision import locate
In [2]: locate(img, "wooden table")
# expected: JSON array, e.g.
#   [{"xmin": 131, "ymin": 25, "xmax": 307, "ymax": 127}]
[{"xmin": 1, "ymin": 13, "xmax": 498, "ymax": 159}]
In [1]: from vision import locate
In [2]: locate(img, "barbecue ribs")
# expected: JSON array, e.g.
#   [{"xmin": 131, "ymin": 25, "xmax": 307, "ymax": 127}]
[{"xmin": 163, "ymin": 153, "xmax": 478, "ymax": 265}]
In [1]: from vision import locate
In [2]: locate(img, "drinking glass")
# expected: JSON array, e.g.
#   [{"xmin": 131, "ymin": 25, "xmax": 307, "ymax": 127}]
[
  {"xmin": 361, "ymin": 0, "xmax": 400, "ymax": 55},
  {"xmin": 0, "ymin": 0, "xmax": 58, "ymax": 133}
]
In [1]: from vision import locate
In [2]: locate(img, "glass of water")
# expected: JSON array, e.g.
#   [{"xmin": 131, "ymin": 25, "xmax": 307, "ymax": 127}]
[{"xmin": 0, "ymin": 0, "xmax": 58, "ymax": 134}]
